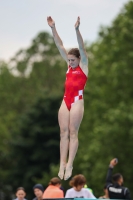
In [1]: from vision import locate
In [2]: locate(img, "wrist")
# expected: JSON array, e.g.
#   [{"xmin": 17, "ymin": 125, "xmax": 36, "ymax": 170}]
[{"xmin": 109, "ymin": 164, "xmax": 114, "ymax": 168}]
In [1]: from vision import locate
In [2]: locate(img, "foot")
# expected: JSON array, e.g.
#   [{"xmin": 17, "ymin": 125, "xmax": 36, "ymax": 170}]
[
  {"xmin": 58, "ymin": 164, "xmax": 66, "ymax": 180},
  {"xmin": 64, "ymin": 165, "xmax": 73, "ymax": 180}
]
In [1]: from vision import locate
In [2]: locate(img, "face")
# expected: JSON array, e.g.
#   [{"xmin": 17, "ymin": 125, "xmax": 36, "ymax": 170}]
[
  {"xmin": 75, "ymin": 184, "xmax": 84, "ymax": 191},
  {"xmin": 68, "ymin": 54, "xmax": 80, "ymax": 68},
  {"xmin": 16, "ymin": 190, "xmax": 26, "ymax": 200},
  {"xmin": 120, "ymin": 176, "xmax": 124, "ymax": 185},
  {"xmin": 34, "ymin": 188, "xmax": 43, "ymax": 199}
]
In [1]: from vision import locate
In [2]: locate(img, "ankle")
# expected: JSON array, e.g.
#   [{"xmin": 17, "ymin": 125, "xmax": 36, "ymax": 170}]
[
  {"xmin": 60, "ymin": 163, "xmax": 66, "ymax": 168},
  {"xmin": 66, "ymin": 163, "xmax": 73, "ymax": 168}
]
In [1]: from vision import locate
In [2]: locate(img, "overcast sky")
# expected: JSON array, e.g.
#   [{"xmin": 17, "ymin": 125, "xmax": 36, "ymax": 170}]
[{"xmin": 0, "ymin": 0, "xmax": 129, "ymax": 61}]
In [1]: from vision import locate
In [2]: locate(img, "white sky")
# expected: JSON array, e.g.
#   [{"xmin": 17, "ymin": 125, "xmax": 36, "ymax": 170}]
[{"xmin": 0, "ymin": 0, "xmax": 129, "ymax": 61}]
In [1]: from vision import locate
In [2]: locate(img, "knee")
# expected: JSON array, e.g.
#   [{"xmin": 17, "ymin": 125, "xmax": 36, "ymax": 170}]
[
  {"xmin": 69, "ymin": 127, "xmax": 78, "ymax": 139},
  {"xmin": 60, "ymin": 128, "xmax": 69, "ymax": 139}
]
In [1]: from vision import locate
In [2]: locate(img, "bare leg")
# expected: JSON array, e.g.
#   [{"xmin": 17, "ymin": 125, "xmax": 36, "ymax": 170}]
[
  {"xmin": 58, "ymin": 101, "xmax": 70, "ymax": 179},
  {"xmin": 64, "ymin": 100, "xmax": 84, "ymax": 180}
]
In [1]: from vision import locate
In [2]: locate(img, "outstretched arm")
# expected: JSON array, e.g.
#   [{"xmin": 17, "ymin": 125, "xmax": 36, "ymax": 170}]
[
  {"xmin": 106, "ymin": 166, "xmax": 113, "ymax": 184},
  {"xmin": 75, "ymin": 17, "xmax": 88, "ymax": 72},
  {"xmin": 47, "ymin": 16, "xmax": 68, "ymax": 63},
  {"xmin": 106, "ymin": 158, "xmax": 118, "ymax": 184}
]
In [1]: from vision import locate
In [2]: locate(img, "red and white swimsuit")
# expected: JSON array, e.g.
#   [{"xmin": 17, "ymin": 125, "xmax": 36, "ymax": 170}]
[{"xmin": 63, "ymin": 65, "xmax": 88, "ymax": 110}]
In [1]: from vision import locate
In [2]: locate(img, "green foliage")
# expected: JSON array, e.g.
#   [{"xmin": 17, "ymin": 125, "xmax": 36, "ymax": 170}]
[
  {"xmin": 9, "ymin": 93, "xmax": 61, "ymax": 199},
  {"xmin": 0, "ymin": 1, "xmax": 133, "ymax": 199},
  {"xmin": 74, "ymin": 0, "xmax": 133, "ymax": 196},
  {"xmin": 0, "ymin": 31, "xmax": 65, "ymax": 199}
]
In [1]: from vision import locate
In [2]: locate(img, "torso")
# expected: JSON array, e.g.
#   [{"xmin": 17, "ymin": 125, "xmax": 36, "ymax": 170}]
[
  {"xmin": 65, "ymin": 188, "xmax": 95, "ymax": 198},
  {"xmin": 63, "ymin": 65, "xmax": 88, "ymax": 110}
]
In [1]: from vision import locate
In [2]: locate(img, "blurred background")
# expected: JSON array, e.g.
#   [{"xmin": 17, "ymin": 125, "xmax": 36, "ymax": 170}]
[{"xmin": 0, "ymin": 0, "xmax": 133, "ymax": 199}]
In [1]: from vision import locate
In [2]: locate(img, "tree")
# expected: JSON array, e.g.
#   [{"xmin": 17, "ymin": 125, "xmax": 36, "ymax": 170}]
[
  {"xmin": 9, "ymin": 93, "xmax": 61, "ymax": 199},
  {"xmin": 1, "ymin": 1, "xmax": 133, "ymax": 198},
  {"xmin": 0, "ymin": 31, "xmax": 66, "ymax": 198},
  {"xmin": 74, "ymin": 0, "xmax": 133, "ymax": 196}
]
